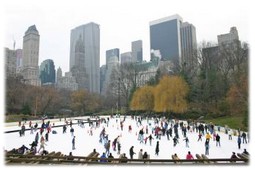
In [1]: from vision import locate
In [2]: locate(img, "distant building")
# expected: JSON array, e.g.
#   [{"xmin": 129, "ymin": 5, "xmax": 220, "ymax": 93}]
[
  {"xmin": 16, "ymin": 49, "xmax": 23, "ymax": 74},
  {"xmin": 101, "ymin": 48, "xmax": 120, "ymax": 95},
  {"xmin": 70, "ymin": 22, "xmax": 100, "ymax": 93},
  {"xmin": 150, "ymin": 14, "xmax": 183, "ymax": 64},
  {"xmin": 121, "ymin": 52, "xmax": 132, "ymax": 64},
  {"xmin": 39, "ymin": 59, "xmax": 56, "ymax": 86},
  {"xmin": 70, "ymin": 35, "xmax": 87, "ymax": 90},
  {"xmin": 56, "ymin": 69, "xmax": 78, "ymax": 91},
  {"xmin": 21, "ymin": 25, "xmax": 40, "ymax": 86},
  {"xmin": 217, "ymin": 27, "xmax": 239, "ymax": 46},
  {"xmin": 150, "ymin": 14, "xmax": 198, "ymax": 72},
  {"xmin": 180, "ymin": 22, "xmax": 198, "ymax": 72},
  {"xmin": 100, "ymin": 65, "xmax": 107, "ymax": 94},
  {"xmin": 132, "ymin": 40, "xmax": 143, "ymax": 63},
  {"xmin": 5, "ymin": 47, "xmax": 16, "ymax": 77}
]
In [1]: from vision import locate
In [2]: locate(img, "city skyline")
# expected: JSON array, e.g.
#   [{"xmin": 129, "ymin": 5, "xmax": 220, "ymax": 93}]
[{"xmin": 2, "ymin": 0, "xmax": 251, "ymax": 74}]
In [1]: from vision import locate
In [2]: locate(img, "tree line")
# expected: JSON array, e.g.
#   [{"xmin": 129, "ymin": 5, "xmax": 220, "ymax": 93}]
[{"xmin": 5, "ymin": 40, "xmax": 248, "ymax": 129}]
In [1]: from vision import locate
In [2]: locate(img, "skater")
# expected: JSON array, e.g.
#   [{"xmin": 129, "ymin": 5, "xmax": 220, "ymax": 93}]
[
  {"xmin": 237, "ymin": 135, "xmax": 242, "ymax": 149},
  {"xmin": 173, "ymin": 136, "xmax": 179, "ymax": 147},
  {"xmin": 45, "ymin": 132, "xmax": 49, "ymax": 142},
  {"xmin": 197, "ymin": 132, "xmax": 202, "ymax": 141},
  {"xmin": 129, "ymin": 146, "xmax": 136, "ymax": 159},
  {"xmin": 70, "ymin": 127, "xmax": 74, "ymax": 136},
  {"xmin": 35, "ymin": 132, "xmax": 39, "ymax": 145},
  {"xmin": 183, "ymin": 137, "xmax": 189, "ymax": 148},
  {"xmin": 155, "ymin": 141, "xmax": 159, "ymax": 156},
  {"xmin": 128, "ymin": 125, "xmax": 132, "ymax": 132},
  {"xmin": 241, "ymin": 132, "xmax": 247, "ymax": 144},
  {"xmin": 38, "ymin": 139, "xmax": 46, "ymax": 153},
  {"xmin": 205, "ymin": 132, "xmax": 212, "ymax": 141},
  {"xmin": 148, "ymin": 134, "xmax": 154, "ymax": 146},
  {"xmin": 72, "ymin": 136, "xmax": 76, "ymax": 150},
  {"xmin": 63, "ymin": 125, "xmax": 67, "ymax": 133},
  {"xmin": 117, "ymin": 142, "xmax": 121, "ymax": 154},
  {"xmin": 216, "ymin": 134, "xmax": 221, "ymax": 147},
  {"xmin": 105, "ymin": 140, "xmax": 111, "ymax": 156},
  {"xmin": 205, "ymin": 139, "xmax": 210, "ymax": 155},
  {"xmin": 186, "ymin": 151, "xmax": 194, "ymax": 160}
]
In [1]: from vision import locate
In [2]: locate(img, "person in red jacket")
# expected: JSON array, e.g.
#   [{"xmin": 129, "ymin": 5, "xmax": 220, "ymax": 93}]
[{"xmin": 186, "ymin": 151, "xmax": 194, "ymax": 160}]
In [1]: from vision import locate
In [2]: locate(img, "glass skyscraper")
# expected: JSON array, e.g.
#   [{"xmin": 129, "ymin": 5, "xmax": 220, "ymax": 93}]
[
  {"xmin": 150, "ymin": 14, "xmax": 197, "ymax": 71},
  {"xmin": 39, "ymin": 59, "xmax": 56, "ymax": 85},
  {"xmin": 150, "ymin": 14, "xmax": 183, "ymax": 63},
  {"xmin": 70, "ymin": 22, "xmax": 100, "ymax": 93}
]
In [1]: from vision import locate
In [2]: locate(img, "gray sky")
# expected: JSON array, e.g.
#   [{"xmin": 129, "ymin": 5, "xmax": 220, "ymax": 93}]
[{"xmin": 2, "ymin": 0, "xmax": 252, "ymax": 73}]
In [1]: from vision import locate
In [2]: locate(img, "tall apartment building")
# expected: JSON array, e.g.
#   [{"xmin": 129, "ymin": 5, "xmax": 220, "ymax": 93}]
[
  {"xmin": 150, "ymin": 14, "xmax": 197, "ymax": 71},
  {"xmin": 22, "ymin": 25, "xmax": 40, "ymax": 86},
  {"xmin": 70, "ymin": 22, "xmax": 100, "ymax": 93},
  {"xmin": 39, "ymin": 59, "xmax": 56, "ymax": 85},
  {"xmin": 132, "ymin": 40, "xmax": 143, "ymax": 63},
  {"xmin": 180, "ymin": 22, "xmax": 198, "ymax": 72}
]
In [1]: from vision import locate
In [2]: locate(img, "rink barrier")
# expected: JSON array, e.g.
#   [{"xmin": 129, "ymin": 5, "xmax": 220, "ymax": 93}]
[
  {"xmin": 4, "ymin": 119, "xmax": 98, "ymax": 134},
  {"xmin": 5, "ymin": 153, "xmax": 249, "ymax": 165}
]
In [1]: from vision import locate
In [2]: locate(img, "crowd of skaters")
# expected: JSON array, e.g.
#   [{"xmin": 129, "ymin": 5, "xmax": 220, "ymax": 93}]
[{"xmin": 8, "ymin": 114, "xmax": 249, "ymax": 162}]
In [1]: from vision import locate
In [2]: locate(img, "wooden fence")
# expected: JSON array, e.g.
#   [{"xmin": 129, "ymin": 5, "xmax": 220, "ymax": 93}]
[{"xmin": 5, "ymin": 151, "xmax": 249, "ymax": 165}]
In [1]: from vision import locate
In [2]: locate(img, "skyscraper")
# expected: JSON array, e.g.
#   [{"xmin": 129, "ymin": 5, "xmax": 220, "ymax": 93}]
[
  {"xmin": 150, "ymin": 14, "xmax": 183, "ymax": 64},
  {"xmin": 39, "ymin": 59, "xmax": 56, "ymax": 85},
  {"xmin": 71, "ymin": 35, "xmax": 87, "ymax": 90},
  {"xmin": 22, "ymin": 25, "xmax": 40, "ymax": 86},
  {"xmin": 70, "ymin": 22, "xmax": 100, "ymax": 93},
  {"xmin": 132, "ymin": 40, "xmax": 143, "ymax": 63},
  {"xmin": 180, "ymin": 22, "xmax": 198, "ymax": 71}
]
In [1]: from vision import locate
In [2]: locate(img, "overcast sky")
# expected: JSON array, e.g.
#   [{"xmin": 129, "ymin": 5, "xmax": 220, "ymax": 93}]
[{"xmin": 2, "ymin": 0, "xmax": 252, "ymax": 74}]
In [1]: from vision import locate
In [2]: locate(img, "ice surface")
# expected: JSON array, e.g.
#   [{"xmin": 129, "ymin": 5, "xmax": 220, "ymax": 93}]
[{"xmin": 4, "ymin": 116, "xmax": 249, "ymax": 160}]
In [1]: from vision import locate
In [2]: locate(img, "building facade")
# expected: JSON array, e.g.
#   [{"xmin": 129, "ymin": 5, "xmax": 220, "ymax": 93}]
[
  {"xmin": 16, "ymin": 49, "xmax": 23, "ymax": 74},
  {"xmin": 150, "ymin": 14, "xmax": 198, "ymax": 72},
  {"xmin": 39, "ymin": 59, "xmax": 56, "ymax": 85},
  {"xmin": 132, "ymin": 40, "xmax": 143, "ymax": 63},
  {"xmin": 22, "ymin": 25, "xmax": 40, "ymax": 86},
  {"xmin": 217, "ymin": 27, "xmax": 239, "ymax": 46},
  {"xmin": 5, "ymin": 48, "xmax": 17, "ymax": 77},
  {"xmin": 180, "ymin": 22, "xmax": 198, "ymax": 72},
  {"xmin": 121, "ymin": 52, "xmax": 132, "ymax": 64},
  {"xmin": 70, "ymin": 22, "xmax": 100, "ymax": 93},
  {"xmin": 56, "ymin": 69, "xmax": 78, "ymax": 91},
  {"xmin": 150, "ymin": 14, "xmax": 183, "ymax": 64},
  {"xmin": 101, "ymin": 48, "xmax": 120, "ymax": 95}
]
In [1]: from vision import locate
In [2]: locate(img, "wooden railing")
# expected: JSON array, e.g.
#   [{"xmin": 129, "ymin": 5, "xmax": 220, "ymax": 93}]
[{"xmin": 5, "ymin": 152, "xmax": 249, "ymax": 165}]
